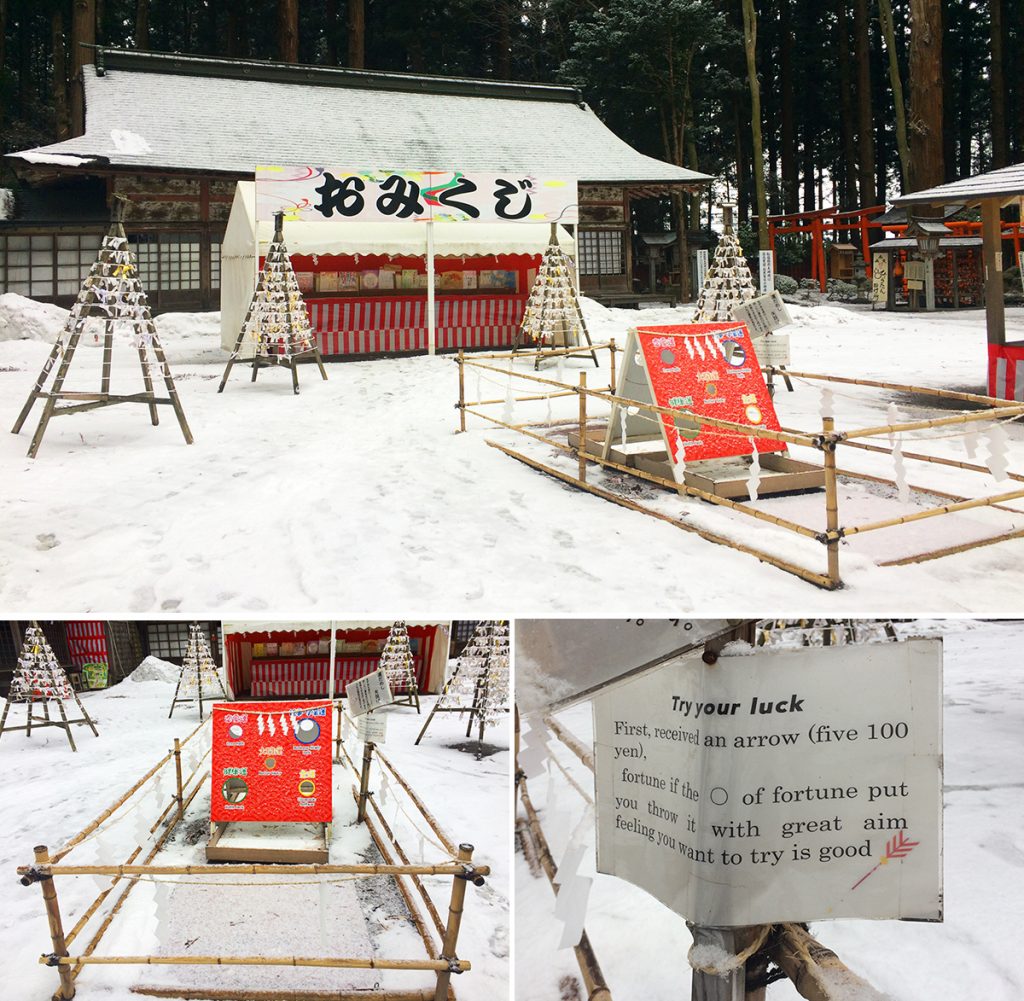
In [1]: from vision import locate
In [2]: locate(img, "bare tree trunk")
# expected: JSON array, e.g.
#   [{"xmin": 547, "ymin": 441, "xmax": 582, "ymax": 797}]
[
  {"xmin": 802, "ymin": 124, "xmax": 815, "ymax": 212},
  {"xmin": 908, "ymin": 0, "xmax": 944, "ymax": 189},
  {"xmin": 495, "ymin": 2, "xmax": 511, "ymax": 78},
  {"xmin": 52, "ymin": 7, "xmax": 71, "ymax": 139},
  {"xmin": 878, "ymin": 0, "xmax": 912, "ymax": 189},
  {"xmin": 71, "ymin": 0, "xmax": 96, "ymax": 137},
  {"xmin": 989, "ymin": 0, "xmax": 1007, "ymax": 167},
  {"xmin": 837, "ymin": 0, "xmax": 859, "ymax": 206},
  {"xmin": 854, "ymin": 0, "xmax": 876, "ymax": 206},
  {"xmin": 779, "ymin": 0, "xmax": 798, "ymax": 214},
  {"xmin": 742, "ymin": 0, "xmax": 769, "ymax": 250},
  {"xmin": 348, "ymin": 0, "xmax": 365, "ymax": 68},
  {"xmin": 278, "ymin": 0, "xmax": 299, "ymax": 62},
  {"xmin": 735, "ymin": 97, "xmax": 749, "ymax": 223},
  {"xmin": 325, "ymin": 0, "xmax": 339, "ymax": 63},
  {"xmin": 226, "ymin": 0, "xmax": 247, "ymax": 58},
  {"xmin": 0, "ymin": 0, "xmax": 7, "ymax": 126},
  {"xmin": 135, "ymin": 0, "xmax": 149, "ymax": 49}
]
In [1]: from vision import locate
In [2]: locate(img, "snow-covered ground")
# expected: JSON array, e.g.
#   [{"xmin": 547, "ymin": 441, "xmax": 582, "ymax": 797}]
[
  {"xmin": 0, "ymin": 660, "xmax": 509, "ymax": 1001},
  {"xmin": 1, "ymin": 294, "xmax": 1024, "ymax": 614},
  {"xmin": 515, "ymin": 619, "xmax": 1024, "ymax": 1001}
]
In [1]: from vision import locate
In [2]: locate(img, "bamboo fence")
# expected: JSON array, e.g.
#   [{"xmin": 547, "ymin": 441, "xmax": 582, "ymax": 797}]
[
  {"xmin": 455, "ymin": 346, "xmax": 1024, "ymax": 589},
  {"xmin": 19, "ymin": 714, "xmax": 490, "ymax": 1001}
]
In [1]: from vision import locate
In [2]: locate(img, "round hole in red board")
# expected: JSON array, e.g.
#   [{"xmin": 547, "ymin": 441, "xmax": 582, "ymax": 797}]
[{"xmin": 660, "ymin": 349, "xmax": 676, "ymax": 365}]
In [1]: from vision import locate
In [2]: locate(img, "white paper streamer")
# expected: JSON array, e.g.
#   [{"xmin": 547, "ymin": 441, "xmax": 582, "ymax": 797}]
[
  {"xmin": 747, "ymin": 438, "xmax": 761, "ymax": 502},
  {"xmin": 619, "ymin": 407, "xmax": 628, "ymax": 450},
  {"xmin": 964, "ymin": 427, "xmax": 979, "ymax": 460},
  {"xmin": 672, "ymin": 430, "xmax": 688, "ymax": 485},
  {"xmin": 819, "ymin": 387, "xmax": 834, "ymax": 420},
  {"xmin": 985, "ymin": 424, "xmax": 1010, "ymax": 481},
  {"xmin": 892, "ymin": 437, "xmax": 910, "ymax": 503},
  {"xmin": 318, "ymin": 880, "xmax": 329, "ymax": 951},
  {"xmin": 152, "ymin": 879, "xmax": 173, "ymax": 947}
]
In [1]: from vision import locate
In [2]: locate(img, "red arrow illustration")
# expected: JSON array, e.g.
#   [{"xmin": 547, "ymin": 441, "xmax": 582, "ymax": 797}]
[{"xmin": 850, "ymin": 831, "xmax": 920, "ymax": 891}]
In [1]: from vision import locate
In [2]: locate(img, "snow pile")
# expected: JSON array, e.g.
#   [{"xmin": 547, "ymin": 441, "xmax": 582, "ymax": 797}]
[
  {"xmin": 17, "ymin": 151, "xmax": 95, "ymax": 166},
  {"xmin": 0, "ymin": 188, "xmax": 14, "ymax": 221},
  {"xmin": 110, "ymin": 129, "xmax": 152, "ymax": 154},
  {"xmin": 156, "ymin": 310, "xmax": 221, "ymax": 343},
  {"xmin": 0, "ymin": 293, "xmax": 68, "ymax": 342},
  {"xmin": 786, "ymin": 303, "xmax": 883, "ymax": 328},
  {"xmin": 129, "ymin": 655, "xmax": 180, "ymax": 684}
]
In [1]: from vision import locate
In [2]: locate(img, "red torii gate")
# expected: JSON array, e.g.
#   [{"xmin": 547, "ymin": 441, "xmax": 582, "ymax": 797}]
[{"xmin": 757, "ymin": 205, "xmax": 1024, "ymax": 292}]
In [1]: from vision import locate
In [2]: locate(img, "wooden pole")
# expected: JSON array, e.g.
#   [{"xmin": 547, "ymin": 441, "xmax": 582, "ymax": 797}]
[
  {"xmin": 173, "ymin": 739, "xmax": 183, "ymax": 822},
  {"xmin": 821, "ymin": 416, "xmax": 841, "ymax": 587},
  {"xmin": 578, "ymin": 371, "xmax": 588, "ymax": 482},
  {"xmin": 132, "ymin": 989, "xmax": 435, "ymax": 1001},
  {"xmin": 981, "ymin": 196, "xmax": 1006, "ymax": 348},
  {"xmin": 457, "ymin": 350, "xmax": 466, "ymax": 433},
  {"xmin": 432, "ymin": 843, "xmax": 474, "ymax": 1001},
  {"xmin": 426, "ymin": 221, "xmax": 436, "ymax": 356},
  {"xmin": 357, "ymin": 740, "xmax": 375, "ymax": 823},
  {"xmin": 768, "ymin": 923, "xmax": 890, "ymax": 1001},
  {"xmin": 33, "ymin": 845, "xmax": 76, "ymax": 999},
  {"xmin": 609, "ymin": 337, "xmax": 617, "ymax": 393},
  {"xmin": 27, "ymin": 861, "xmax": 487, "ymax": 879},
  {"xmin": 48, "ymin": 955, "xmax": 469, "ymax": 972}
]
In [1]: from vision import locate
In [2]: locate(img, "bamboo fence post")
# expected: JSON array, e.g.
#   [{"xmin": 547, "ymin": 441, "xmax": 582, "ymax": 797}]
[
  {"xmin": 578, "ymin": 371, "xmax": 588, "ymax": 482},
  {"xmin": 33, "ymin": 845, "xmax": 76, "ymax": 999},
  {"xmin": 768, "ymin": 923, "xmax": 890, "ymax": 1001},
  {"xmin": 173, "ymin": 739, "xmax": 184, "ymax": 822},
  {"xmin": 334, "ymin": 701, "xmax": 344, "ymax": 763},
  {"xmin": 821, "ymin": 417, "xmax": 841, "ymax": 587},
  {"xmin": 457, "ymin": 351, "xmax": 466, "ymax": 433},
  {"xmin": 357, "ymin": 740, "xmax": 375, "ymax": 823},
  {"xmin": 432, "ymin": 843, "xmax": 474, "ymax": 1001}
]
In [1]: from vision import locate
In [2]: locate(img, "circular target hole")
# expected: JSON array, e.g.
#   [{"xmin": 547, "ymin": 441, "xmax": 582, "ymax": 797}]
[
  {"xmin": 295, "ymin": 718, "xmax": 320, "ymax": 744},
  {"xmin": 228, "ymin": 724, "xmax": 243, "ymax": 739},
  {"xmin": 660, "ymin": 348, "xmax": 676, "ymax": 365},
  {"xmin": 221, "ymin": 777, "xmax": 248, "ymax": 804},
  {"xmin": 298, "ymin": 779, "xmax": 316, "ymax": 797}
]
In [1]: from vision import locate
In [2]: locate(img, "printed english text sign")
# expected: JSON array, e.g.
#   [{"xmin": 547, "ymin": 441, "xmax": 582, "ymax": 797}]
[
  {"xmin": 211, "ymin": 701, "xmax": 332, "ymax": 824},
  {"xmin": 633, "ymin": 323, "xmax": 787, "ymax": 462},
  {"xmin": 594, "ymin": 639, "xmax": 943, "ymax": 925},
  {"xmin": 256, "ymin": 166, "xmax": 578, "ymax": 225}
]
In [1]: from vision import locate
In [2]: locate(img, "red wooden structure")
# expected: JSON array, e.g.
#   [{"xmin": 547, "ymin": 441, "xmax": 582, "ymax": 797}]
[{"xmin": 758, "ymin": 206, "xmax": 1024, "ymax": 292}]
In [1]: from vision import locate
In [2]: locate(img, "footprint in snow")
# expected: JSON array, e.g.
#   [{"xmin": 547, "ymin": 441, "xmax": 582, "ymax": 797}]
[{"xmin": 35, "ymin": 533, "xmax": 59, "ymax": 550}]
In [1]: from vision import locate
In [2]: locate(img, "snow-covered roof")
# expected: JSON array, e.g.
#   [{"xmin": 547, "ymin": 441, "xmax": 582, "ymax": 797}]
[
  {"xmin": 8, "ymin": 50, "xmax": 713, "ymax": 187},
  {"xmin": 894, "ymin": 161, "xmax": 1024, "ymax": 207}
]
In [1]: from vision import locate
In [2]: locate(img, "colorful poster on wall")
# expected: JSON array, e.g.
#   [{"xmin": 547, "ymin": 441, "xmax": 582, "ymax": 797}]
[
  {"xmin": 211, "ymin": 701, "xmax": 332, "ymax": 824},
  {"xmin": 256, "ymin": 166, "xmax": 578, "ymax": 225},
  {"xmin": 608, "ymin": 323, "xmax": 787, "ymax": 464}
]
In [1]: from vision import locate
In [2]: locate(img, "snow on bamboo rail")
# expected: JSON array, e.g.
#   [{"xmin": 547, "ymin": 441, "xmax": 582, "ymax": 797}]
[{"xmin": 455, "ymin": 343, "xmax": 1024, "ymax": 589}]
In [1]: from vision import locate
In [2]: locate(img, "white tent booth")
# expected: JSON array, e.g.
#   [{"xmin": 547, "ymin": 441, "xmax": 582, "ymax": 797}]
[{"xmin": 221, "ymin": 181, "xmax": 575, "ymax": 358}]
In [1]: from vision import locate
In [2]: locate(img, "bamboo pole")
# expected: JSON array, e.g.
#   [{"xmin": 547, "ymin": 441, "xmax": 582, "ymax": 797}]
[
  {"xmin": 357, "ymin": 740, "xmax": 375, "ymax": 823},
  {"xmin": 518, "ymin": 779, "xmax": 612, "ymax": 1001},
  {"xmin": 468, "ymin": 359, "xmax": 818, "ymax": 448},
  {"xmin": 34, "ymin": 845, "xmax": 76, "ymax": 999},
  {"xmin": 48, "ymin": 955, "xmax": 470, "ymax": 972},
  {"xmin": 609, "ymin": 337, "xmax": 617, "ymax": 394},
  {"xmin": 840, "ymin": 486, "xmax": 1024, "ymax": 536},
  {"xmin": 131, "ymin": 988, "xmax": 435, "ymax": 1001},
  {"xmin": 768, "ymin": 922, "xmax": 889, "ymax": 1001},
  {"xmin": 877, "ymin": 526, "xmax": 1024, "ymax": 566},
  {"xmin": 464, "ymin": 387, "xmax": 587, "ymax": 408},
  {"xmin": 361, "ymin": 787, "xmax": 447, "ymax": 941},
  {"xmin": 69, "ymin": 772, "xmax": 208, "ymax": 975},
  {"xmin": 464, "ymin": 342, "xmax": 613, "ymax": 362},
  {"xmin": 432, "ymin": 843, "xmax": 474, "ymax": 1001},
  {"xmin": 837, "ymin": 404, "xmax": 1024, "ymax": 442},
  {"xmin": 773, "ymin": 368, "xmax": 1018, "ymax": 408},
  {"xmin": 373, "ymin": 748, "xmax": 458, "ymax": 858},
  {"xmin": 31, "ymin": 861, "xmax": 488, "ymax": 878},
  {"xmin": 489, "ymin": 441, "xmax": 835, "ymax": 589},
  {"xmin": 544, "ymin": 717, "xmax": 594, "ymax": 772},
  {"xmin": 821, "ymin": 417, "xmax": 841, "ymax": 586},
  {"xmin": 578, "ymin": 371, "xmax": 588, "ymax": 482},
  {"xmin": 457, "ymin": 350, "xmax": 466, "ymax": 433},
  {"xmin": 53, "ymin": 720, "xmax": 205, "ymax": 862},
  {"xmin": 173, "ymin": 739, "xmax": 184, "ymax": 823},
  {"xmin": 63, "ymin": 765, "xmax": 209, "ymax": 949}
]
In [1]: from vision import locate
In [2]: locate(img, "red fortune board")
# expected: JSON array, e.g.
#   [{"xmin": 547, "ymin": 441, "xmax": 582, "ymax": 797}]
[
  {"xmin": 633, "ymin": 323, "xmax": 787, "ymax": 463},
  {"xmin": 211, "ymin": 701, "xmax": 332, "ymax": 824}
]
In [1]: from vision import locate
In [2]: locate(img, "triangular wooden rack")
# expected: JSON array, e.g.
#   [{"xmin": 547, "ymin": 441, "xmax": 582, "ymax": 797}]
[
  {"xmin": 218, "ymin": 211, "xmax": 328, "ymax": 394},
  {"xmin": 169, "ymin": 624, "xmax": 227, "ymax": 721},
  {"xmin": 11, "ymin": 198, "xmax": 193, "ymax": 458}
]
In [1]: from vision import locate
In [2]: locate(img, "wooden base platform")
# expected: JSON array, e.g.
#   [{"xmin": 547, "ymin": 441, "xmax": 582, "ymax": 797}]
[
  {"xmin": 206, "ymin": 821, "xmax": 331, "ymax": 864},
  {"xmin": 567, "ymin": 428, "xmax": 825, "ymax": 497}
]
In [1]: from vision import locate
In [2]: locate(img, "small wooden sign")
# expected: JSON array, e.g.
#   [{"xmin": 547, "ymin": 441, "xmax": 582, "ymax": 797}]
[
  {"xmin": 871, "ymin": 254, "xmax": 888, "ymax": 305},
  {"xmin": 904, "ymin": 260, "xmax": 926, "ymax": 283},
  {"xmin": 347, "ymin": 669, "xmax": 393, "ymax": 717}
]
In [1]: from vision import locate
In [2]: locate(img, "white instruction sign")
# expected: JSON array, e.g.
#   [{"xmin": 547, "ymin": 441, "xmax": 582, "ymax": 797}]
[
  {"xmin": 357, "ymin": 713, "xmax": 388, "ymax": 744},
  {"xmin": 731, "ymin": 291, "xmax": 793, "ymax": 338},
  {"xmin": 594, "ymin": 639, "xmax": 942, "ymax": 925},
  {"xmin": 347, "ymin": 669, "xmax": 392, "ymax": 717},
  {"xmin": 751, "ymin": 334, "xmax": 791, "ymax": 367},
  {"xmin": 758, "ymin": 250, "xmax": 775, "ymax": 294}
]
